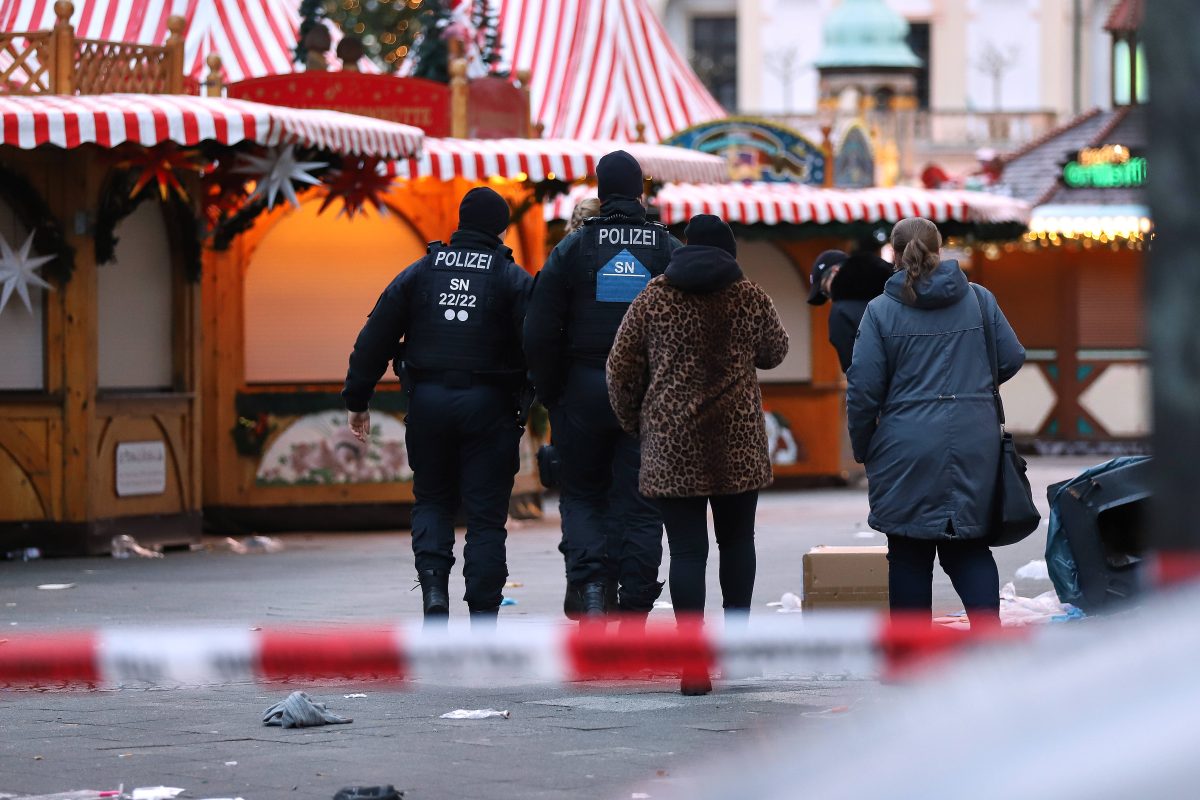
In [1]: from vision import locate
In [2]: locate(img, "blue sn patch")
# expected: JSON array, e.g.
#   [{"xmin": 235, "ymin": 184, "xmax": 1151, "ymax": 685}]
[{"xmin": 596, "ymin": 249, "xmax": 650, "ymax": 303}]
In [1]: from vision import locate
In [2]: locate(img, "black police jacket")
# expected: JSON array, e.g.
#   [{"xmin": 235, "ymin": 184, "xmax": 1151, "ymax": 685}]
[
  {"xmin": 523, "ymin": 197, "xmax": 681, "ymax": 406},
  {"xmin": 342, "ymin": 228, "xmax": 533, "ymax": 412}
]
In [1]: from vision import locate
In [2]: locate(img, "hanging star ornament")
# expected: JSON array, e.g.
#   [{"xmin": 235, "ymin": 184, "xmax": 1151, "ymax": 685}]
[
  {"xmin": 235, "ymin": 144, "xmax": 327, "ymax": 209},
  {"xmin": 115, "ymin": 145, "xmax": 204, "ymax": 202},
  {"xmin": 318, "ymin": 157, "xmax": 395, "ymax": 219},
  {"xmin": 0, "ymin": 231, "xmax": 54, "ymax": 316}
]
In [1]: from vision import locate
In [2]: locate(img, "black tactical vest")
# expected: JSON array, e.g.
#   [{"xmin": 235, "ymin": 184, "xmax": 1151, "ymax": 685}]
[
  {"xmin": 404, "ymin": 241, "xmax": 509, "ymax": 372},
  {"xmin": 567, "ymin": 219, "xmax": 671, "ymax": 364}
]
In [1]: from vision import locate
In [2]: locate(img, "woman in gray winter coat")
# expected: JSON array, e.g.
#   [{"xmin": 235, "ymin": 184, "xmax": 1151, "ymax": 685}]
[{"xmin": 846, "ymin": 217, "xmax": 1025, "ymax": 627}]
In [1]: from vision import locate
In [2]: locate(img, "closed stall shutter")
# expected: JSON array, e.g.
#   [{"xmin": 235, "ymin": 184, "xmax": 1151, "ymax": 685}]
[
  {"xmin": 0, "ymin": 199, "xmax": 46, "ymax": 391},
  {"xmin": 1077, "ymin": 254, "xmax": 1144, "ymax": 350},
  {"xmin": 244, "ymin": 202, "xmax": 427, "ymax": 384}
]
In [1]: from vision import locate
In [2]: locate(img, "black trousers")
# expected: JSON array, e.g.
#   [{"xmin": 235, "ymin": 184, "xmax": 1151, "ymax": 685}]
[
  {"xmin": 405, "ymin": 381, "xmax": 522, "ymax": 611},
  {"xmin": 549, "ymin": 365, "xmax": 664, "ymax": 611},
  {"xmin": 656, "ymin": 491, "xmax": 759, "ymax": 616},
  {"xmin": 885, "ymin": 535, "xmax": 1001, "ymax": 625}
]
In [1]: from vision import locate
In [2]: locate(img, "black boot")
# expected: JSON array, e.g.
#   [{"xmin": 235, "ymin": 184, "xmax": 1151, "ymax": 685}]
[
  {"xmin": 580, "ymin": 581, "xmax": 608, "ymax": 617},
  {"xmin": 469, "ymin": 607, "xmax": 499, "ymax": 629},
  {"xmin": 563, "ymin": 582, "xmax": 583, "ymax": 620},
  {"xmin": 417, "ymin": 569, "xmax": 450, "ymax": 621}
]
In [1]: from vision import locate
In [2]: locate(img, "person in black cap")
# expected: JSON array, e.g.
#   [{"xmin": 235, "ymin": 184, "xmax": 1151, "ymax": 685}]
[
  {"xmin": 524, "ymin": 150, "xmax": 681, "ymax": 622},
  {"xmin": 807, "ymin": 240, "xmax": 892, "ymax": 373},
  {"xmin": 608, "ymin": 214, "xmax": 788, "ymax": 695},
  {"xmin": 343, "ymin": 186, "xmax": 533, "ymax": 627}
]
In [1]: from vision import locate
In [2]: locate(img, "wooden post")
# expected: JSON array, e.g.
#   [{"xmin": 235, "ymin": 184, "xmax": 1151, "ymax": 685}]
[
  {"xmin": 205, "ymin": 54, "xmax": 224, "ymax": 97},
  {"xmin": 516, "ymin": 69, "xmax": 533, "ymax": 138},
  {"xmin": 635, "ymin": 122, "xmax": 647, "ymax": 143},
  {"xmin": 449, "ymin": 53, "xmax": 469, "ymax": 139},
  {"xmin": 820, "ymin": 125, "xmax": 834, "ymax": 188},
  {"xmin": 51, "ymin": 1, "xmax": 74, "ymax": 94},
  {"xmin": 165, "ymin": 15, "xmax": 186, "ymax": 94}
]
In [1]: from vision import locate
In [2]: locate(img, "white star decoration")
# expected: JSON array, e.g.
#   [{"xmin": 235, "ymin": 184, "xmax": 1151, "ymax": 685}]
[
  {"xmin": 0, "ymin": 231, "xmax": 54, "ymax": 317},
  {"xmin": 235, "ymin": 144, "xmax": 327, "ymax": 209}
]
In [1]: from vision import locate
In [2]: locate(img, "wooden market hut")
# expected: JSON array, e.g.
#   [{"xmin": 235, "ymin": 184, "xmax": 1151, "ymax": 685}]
[
  {"xmin": 978, "ymin": 0, "xmax": 1149, "ymax": 453},
  {"xmin": 0, "ymin": 5, "xmax": 424, "ymax": 554}
]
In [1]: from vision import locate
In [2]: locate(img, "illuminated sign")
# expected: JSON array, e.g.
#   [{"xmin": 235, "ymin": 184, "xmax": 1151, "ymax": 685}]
[{"xmin": 1062, "ymin": 144, "xmax": 1146, "ymax": 189}]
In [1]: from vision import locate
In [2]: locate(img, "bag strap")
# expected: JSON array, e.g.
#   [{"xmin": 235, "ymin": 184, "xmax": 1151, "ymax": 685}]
[{"xmin": 971, "ymin": 284, "xmax": 1006, "ymax": 427}]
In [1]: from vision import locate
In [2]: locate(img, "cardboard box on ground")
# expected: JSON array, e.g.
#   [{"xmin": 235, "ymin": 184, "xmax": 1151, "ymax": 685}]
[{"xmin": 802, "ymin": 546, "xmax": 889, "ymax": 610}]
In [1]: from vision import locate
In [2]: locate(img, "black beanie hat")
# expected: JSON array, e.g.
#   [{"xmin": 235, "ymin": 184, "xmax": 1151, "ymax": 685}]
[
  {"xmin": 596, "ymin": 150, "xmax": 644, "ymax": 200},
  {"xmin": 684, "ymin": 214, "xmax": 737, "ymax": 257},
  {"xmin": 807, "ymin": 249, "xmax": 848, "ymax": 305},
  {"xmin": 458, "ymin": 186, "xmax": 511, "ymax": 237}
]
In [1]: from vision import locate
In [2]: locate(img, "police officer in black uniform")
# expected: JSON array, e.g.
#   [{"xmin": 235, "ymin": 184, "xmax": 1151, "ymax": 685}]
[
  {"xmin": 343, "ymin": 187, "xmax": 532, "ymax": 627},
  {"xmin": 524, "ymin": 151, "xmax": 681, "ymax": 622}
]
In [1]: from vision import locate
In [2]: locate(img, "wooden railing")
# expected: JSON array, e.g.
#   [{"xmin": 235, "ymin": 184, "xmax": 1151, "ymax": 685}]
[
  {"xmin": 0, "ymin": 30, "xmax": 53, "ymax": 93},
  {"xmin": 0, "ymin": 1, "xmax": 185, "ymax": 95}
]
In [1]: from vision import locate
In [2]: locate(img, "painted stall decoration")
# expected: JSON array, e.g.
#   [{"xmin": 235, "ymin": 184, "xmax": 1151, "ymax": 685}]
[
  {"xmin": 663, "ymin": 119, "xmax": 827, "ymax": 185},
  {"xmin": 835, "ymin": 124, "xmax": 875, "ymax": 189},
  {"xmin": 256, "ymin": 411, "xmax": 411, "ymax": 486}
]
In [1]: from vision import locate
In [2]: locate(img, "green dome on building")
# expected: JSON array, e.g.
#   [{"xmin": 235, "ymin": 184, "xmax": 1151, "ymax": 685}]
[{"xmin": 814, "ymin": 0, "xmax": 922, "ymax": 70}]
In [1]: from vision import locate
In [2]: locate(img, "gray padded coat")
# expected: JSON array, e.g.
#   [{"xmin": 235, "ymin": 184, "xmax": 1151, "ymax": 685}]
[{"xmin": 846, "ymin": 261, "xmax": 1024, "ymax": 540}]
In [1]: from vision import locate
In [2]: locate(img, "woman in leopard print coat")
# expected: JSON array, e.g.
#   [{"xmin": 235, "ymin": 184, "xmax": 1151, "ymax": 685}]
[{"xmin": 607, "ymin": 214, "xmax": 789, "ymax": 695}]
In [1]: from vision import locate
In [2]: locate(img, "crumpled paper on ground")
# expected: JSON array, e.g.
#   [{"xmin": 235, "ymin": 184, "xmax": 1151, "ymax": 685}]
[
  {"xmin": 263, "ymin": 691, "xmax": 353, "ymax": 728},
  {"xmin": 765, "ymin": 592, "xmax": 803, "ymax": 613},
  {"xmin": 131, "ymin": 789, "xmax": 185, "ymax": 800},
  {"xmin": 440, "ymin": 708, "xmax": 510, "ymax": 720}
]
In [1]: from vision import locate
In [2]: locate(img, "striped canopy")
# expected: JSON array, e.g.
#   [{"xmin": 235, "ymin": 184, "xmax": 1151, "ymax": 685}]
[
  {"xmin": 547, "ymin": 182, "xmax": 1032, "ymax": 227},
  {"xmin": 0, "ymin": 0, "xmax": 374, "ymax": 83},
  {"xmin": 0, "ymin": 93, "xmax": 423, "ymax": 156},
  {"xmin": 389, "ymin": 137, "xmax": 727, "ymax": 185},
  {"xmin": 496, "ymin": 0, "xmax": 725, "ymax": 143}
]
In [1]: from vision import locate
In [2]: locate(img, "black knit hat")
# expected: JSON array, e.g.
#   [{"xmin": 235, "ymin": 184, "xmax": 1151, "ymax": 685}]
[
  {"xmin": 807, "ymin": 249, "xmax": 848, "ymax": 305},
  {"xmin": 596, "ymin": 150, "xmax": 644, "ymax": 200},
  {"xmin": 684, "ymin": 214, "xmax": 737, "ymax": 257},
  {"xmin": 458, "ymin": 186, "xmax": 510, "ymax": 237}
]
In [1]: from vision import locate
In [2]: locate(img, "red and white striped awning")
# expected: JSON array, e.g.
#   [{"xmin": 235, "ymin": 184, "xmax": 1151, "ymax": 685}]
[
  {"xmin": 0, "ymin": 94, "xmax": 423, "ymax": 156},
  {"xmin": 546, "ymin": 182, "xmax": 1031, "ymax": 226},
  {"xmin": 496, "ymin": 0, "xmax": 725, "ymax": 143},
  {"xmin": 388, "ymin": 138, "xmax": 726, "ymax": 185},
  {"xmin": 0, "ymin": 0, "xmax": 376, "ymax": 83}
]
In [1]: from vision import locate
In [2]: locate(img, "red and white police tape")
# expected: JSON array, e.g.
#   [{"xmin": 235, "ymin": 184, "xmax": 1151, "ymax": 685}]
[{"xmin": 0, "ymin": 614, "xmax": 1028, "ymax": 689}]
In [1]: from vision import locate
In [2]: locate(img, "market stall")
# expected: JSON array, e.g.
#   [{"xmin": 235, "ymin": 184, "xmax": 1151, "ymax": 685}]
[
  {"xmin": 0, "ymin": 5, "xmax": 423, "ymax": 554},
  {"xmin": 980, "ymin": 1, "xmax": 1148, "ymax": 453}
]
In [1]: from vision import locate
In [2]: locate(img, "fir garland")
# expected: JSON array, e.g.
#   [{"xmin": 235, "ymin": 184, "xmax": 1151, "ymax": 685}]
[
  {"xmin": 95, "ymin": 168, "xmax": 204, "ymax": 281},
  {"xmin": 0, "ymin": 163, "xmax": 76, "ymax": 284},
  {"xmin": 211, "ymin": 196, "xmax": 269, "ymax": 252}
]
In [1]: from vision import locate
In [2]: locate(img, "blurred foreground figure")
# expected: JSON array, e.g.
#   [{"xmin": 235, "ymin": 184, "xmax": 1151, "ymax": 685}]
[
  {"xmin": 847, "ymin": 217, "xmax": 1025, "ymax": 628},
  {"xmin": 343, "ymin": 187, "xmax": 532, "ymax": 627},
  {"xmin": 608, "ymin": 214, "xmax": 789, "ymax": 694}
]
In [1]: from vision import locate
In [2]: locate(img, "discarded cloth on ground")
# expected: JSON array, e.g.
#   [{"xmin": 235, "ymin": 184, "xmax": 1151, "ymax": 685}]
[{"xmin": 263, "ymin": 691, "xmax": 353, "ymax": 728}]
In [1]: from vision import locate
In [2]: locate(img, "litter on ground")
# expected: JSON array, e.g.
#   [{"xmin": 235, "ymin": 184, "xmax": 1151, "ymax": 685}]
[
  {"xmin": 263, "ymin": 691, "xmax": 353, "ymax": 728},
  {"xmin": 440, "ymin": 708, "xmax": 510, "ymax": 720},
  {"xmin": 1015, "ymin": 559, "xmax": 1051, "ymax": 581}
]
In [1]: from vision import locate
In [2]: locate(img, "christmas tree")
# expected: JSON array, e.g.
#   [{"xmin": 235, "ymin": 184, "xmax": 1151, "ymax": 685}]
[
  {"xmin": 472, "ymin": 0, "xmax": 506, "ymax": 76},
  {"xmin": 407, "ymin": 0, "xmax": 456, "ymax": 81},
  {"xmin": 319, "ymin": 0, "xmax": 425, "ymax": 71},
  {"xmin": 295, "ymin": 0, "xmax": 326, "ymax": 65}
]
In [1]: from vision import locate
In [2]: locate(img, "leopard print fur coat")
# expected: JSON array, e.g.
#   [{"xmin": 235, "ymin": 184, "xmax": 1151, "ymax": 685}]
[{"xmin": 607, "ymin": 271, "xmax": 789, "ymax": 498}]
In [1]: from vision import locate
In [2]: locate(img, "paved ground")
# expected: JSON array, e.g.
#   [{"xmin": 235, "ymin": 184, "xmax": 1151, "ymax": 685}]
[{"xmin": 0, "ymin": 457, "xmax": 1093, "ymax": 800}]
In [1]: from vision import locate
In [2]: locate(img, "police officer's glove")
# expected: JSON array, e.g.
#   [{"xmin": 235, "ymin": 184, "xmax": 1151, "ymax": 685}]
[{"xmin": 515, "ymin": 384, "xmax": 537, "ymax": 427}]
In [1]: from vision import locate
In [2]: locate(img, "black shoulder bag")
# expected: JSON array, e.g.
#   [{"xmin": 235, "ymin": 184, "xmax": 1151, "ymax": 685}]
[{"xmin": 973, "ymin": 285, "xmax": 1041, "ymax": 546}]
